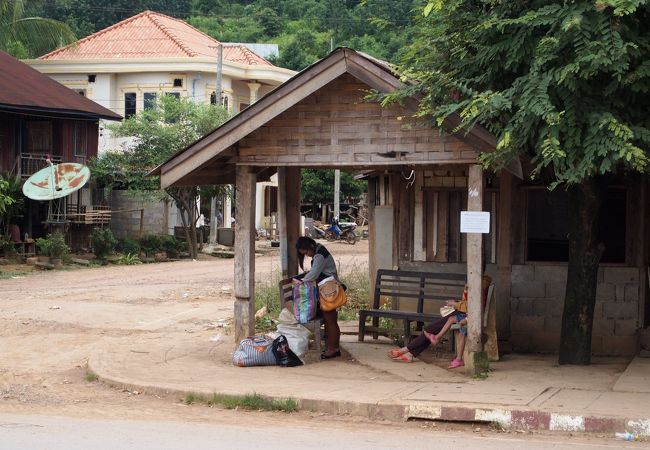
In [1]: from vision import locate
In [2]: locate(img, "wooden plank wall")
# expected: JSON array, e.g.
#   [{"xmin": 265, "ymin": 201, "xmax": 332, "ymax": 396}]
[
  {"xmin": 0, "ymin": 113, "xmax": 16, "ymax": 172},
  {"xmin": 237, "ymin": 74, "xmax": 478, "ymax": 166}
]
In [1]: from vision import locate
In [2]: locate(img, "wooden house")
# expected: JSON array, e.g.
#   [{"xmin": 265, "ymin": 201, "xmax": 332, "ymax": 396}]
[
  {"xmin": 0, "ymin": 50, "xmax": 121, "ymax": 240},
  {"xmin": 153, "ymin": 48, "xmax": 648, "ymax": 360}
]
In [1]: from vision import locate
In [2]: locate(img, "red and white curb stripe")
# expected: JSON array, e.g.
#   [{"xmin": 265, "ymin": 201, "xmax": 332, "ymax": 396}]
[{"xmin": 406, "ymin": 404, "xmax": 650, "ymax": 436}]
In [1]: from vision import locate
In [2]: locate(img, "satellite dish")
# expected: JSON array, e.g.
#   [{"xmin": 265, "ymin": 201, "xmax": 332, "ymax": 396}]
[{"xmin": 23, "ymin": 162, "xmax": 90, "ymax": 201}]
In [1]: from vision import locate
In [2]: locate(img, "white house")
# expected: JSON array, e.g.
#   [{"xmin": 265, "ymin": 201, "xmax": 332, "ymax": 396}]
[{"xmin": 25, "ymin": 10, "xmax": 296, "ymax": 236}]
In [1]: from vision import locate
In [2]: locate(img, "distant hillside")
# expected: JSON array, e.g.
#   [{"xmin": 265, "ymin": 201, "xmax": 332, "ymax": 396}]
[{"xmin": 37, "ymin": 0, "xmax": 421, "ymax": 69}]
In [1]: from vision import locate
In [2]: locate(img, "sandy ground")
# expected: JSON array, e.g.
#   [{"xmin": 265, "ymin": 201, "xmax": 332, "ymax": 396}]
[
  {"xmin": 0, "ymin": 240, "xmax": 375, "ymax": 426},
  {"xmin": 0, "ymin": 239, "xmax": 636, "ymax": 447}
]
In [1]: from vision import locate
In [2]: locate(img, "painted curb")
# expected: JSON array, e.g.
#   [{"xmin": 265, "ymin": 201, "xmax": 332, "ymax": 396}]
[{"xmin": 88, "ymin": 355, "xmax": 650, "ymax": 437}]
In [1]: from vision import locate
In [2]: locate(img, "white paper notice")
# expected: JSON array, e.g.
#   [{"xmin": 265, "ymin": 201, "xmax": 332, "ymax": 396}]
[{"xmin": 460, "ymin": 211, "xmax": 490, "ymax": 234}]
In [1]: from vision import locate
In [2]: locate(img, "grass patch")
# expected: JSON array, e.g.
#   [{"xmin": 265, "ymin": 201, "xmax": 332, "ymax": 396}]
[
  {"xmin": 185, "ymin": 392, "xmax": 298, "ymax": 412},
  {"xmin": 337, "ymin": 262, "xmax": 371, "ymax": 321},
  {"xmin": 84, "ymin": 370, "xmax": 98, "ymax": 382},
  {"xmin": 254, "ymin": 270, "xmax": 283, "ymax": 332},
  {"xmin": 252, "ymin": 263, "xmax": 372, "ymax": 330}
]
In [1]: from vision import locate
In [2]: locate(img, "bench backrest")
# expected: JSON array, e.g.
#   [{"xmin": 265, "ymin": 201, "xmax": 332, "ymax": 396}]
[
  {"xmin": 373, "ymin": 269, "xmax": 466, "ymax": 313},
  {"xmin": 279, "ymin": 277, "xmax": 295, "ymax": 308}
]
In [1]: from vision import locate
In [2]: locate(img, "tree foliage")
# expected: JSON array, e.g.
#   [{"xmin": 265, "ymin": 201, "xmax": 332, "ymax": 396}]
[
  {"xmin": 90, "ymin": 95, "xmax": 231, "ymax": 258},
  {"xmin": 405, "ymin": 1, "xmax": 650, "ymax": 186},
  {"xmin": 0, "ymin": 0, "xmax": 75, "ymax": 57},
  {"xmin": 301, "ymin": 169, "xmax": 366, "ymax": 205}
]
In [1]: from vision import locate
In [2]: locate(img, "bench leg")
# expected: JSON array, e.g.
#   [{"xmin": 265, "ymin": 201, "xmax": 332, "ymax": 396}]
[
  {"xmin": 372, "ymin": 315, "xmax": 379, "ymax": 340},
  {"xmin": 358, "ymin": 313, "xmax": 365, "ymax": 341},
  {"xmin": 403, "ymin": 320, "xmax": 410, "ymax": 345},
  {"xmin": 313, "ymin": 322, "xmax": 322, "ymax": 356}
]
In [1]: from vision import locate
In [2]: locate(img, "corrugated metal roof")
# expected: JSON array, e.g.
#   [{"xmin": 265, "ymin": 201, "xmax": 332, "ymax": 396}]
[
  {"xmin": 0, "ymin": 50, "xmax": 121, "ymax": 120},
  {"xmin": 40, "ymin": 10, "xmax": 272, "ymax": 66}
]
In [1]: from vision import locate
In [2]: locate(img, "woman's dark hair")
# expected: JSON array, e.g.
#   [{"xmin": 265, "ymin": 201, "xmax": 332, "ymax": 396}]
[{"xmin": 296, "ymin": 236, "xmax": 318, "ymax": 270}]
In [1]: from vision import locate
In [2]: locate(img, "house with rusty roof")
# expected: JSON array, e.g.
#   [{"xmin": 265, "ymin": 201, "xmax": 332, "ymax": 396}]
[{"xmin": 0, "ymin": 49, "xmax": 121, "ymax": 243}]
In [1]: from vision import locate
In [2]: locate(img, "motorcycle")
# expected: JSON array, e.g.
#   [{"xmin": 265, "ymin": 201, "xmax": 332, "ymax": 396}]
[{"xmin": 324, "ymin": 218, "xmax": 358, "ymax": 245}]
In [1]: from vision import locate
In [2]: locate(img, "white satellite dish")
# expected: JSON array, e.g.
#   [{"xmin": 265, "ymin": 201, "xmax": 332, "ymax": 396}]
[{"xmin": 23, "ymin": 162, "xmax": 91, "ymax": 201}]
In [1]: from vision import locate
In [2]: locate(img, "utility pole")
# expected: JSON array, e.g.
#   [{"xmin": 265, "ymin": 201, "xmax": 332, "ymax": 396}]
[
  {"xmin": 215, "ymin": 43, "xmax": 223, "ymax": 104},
  {"xmin": 334, "ymin": 169, "xmax": 340, "ymax": 222},
  {"xmin": 209, "ymin": 44, "xmax": 224, "ymax": 244}
]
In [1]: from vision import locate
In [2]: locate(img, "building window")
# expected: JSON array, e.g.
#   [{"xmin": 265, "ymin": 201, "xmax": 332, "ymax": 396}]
[
  {"xmin": 173, "ymin": 78, "xmax": 183, "ymax": 87},
  {"xmin": 73, "ymin": 122, "xmax": 87, "ymax": 157},
  {"xmin": 25, "ymin": 121, "xmax": 53, "ymax": 154},
  {"xmin": 239, "ymin": 103, "xmax": 250, "ymax": 112},
  {"xmin": 88, "ymin": 74, "xmax": 96, "ymax": 83},
  {"xmin": 124, "ymin": 92, "xmax": 136, "ymax": 119},
  {"xmin": 526, "ymin": 188, "xmax": 626, "ymax": 263},
  {"xmin": 144, "ymin": 92, "xmax": 157, "ymax": 110},
  {"xmin": 222, "ymin": 95, "xmax": 229, "ymax": 109},
  {"xmin": 166, "ymin": 92, "xmax": 181, "ymax": 100},
  {"xmin": 210, "ymin": 91, "xmax": 217, "ymax": 105}
]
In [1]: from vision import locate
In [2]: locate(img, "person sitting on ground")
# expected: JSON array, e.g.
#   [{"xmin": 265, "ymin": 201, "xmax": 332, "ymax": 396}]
[{"xmin": 293, "ymin": 236, "xmax": 341, "ymax": 359}]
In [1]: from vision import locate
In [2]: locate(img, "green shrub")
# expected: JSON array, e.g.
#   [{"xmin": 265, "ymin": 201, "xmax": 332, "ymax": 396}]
[
  {"xmin": 0, "ymin": 234, "xmax": 16, "ymax": 257},
  {"xmin": 117, "ymin": 237, "xmax": 140, "ymax": 255},
  {"xmin": 138, "ymin": 234, "xmax": 164, "ymax": 254},
  {"xmin": 91, "ymin": 228, "xmax": 118, "ymax": 260},
  {"xmin": 115, "ymin": 253, "xmax": 142, "ymax": 265},
  {"xmin": 160, "ymin": 235, "xmax": 185, "ymax": 258},
  {"xmin": 36, "ymin": 232, "xmax": 70, "ymax": 259}
]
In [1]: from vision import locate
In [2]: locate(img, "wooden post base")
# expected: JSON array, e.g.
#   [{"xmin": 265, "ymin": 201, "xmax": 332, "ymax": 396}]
[
  {"xmin": 464, "ymin": 351, "xmax": 490, "ymax": 376},
  {"xmin": 234, "ymin": 297, "xmax": 254, "ymax": 344}
]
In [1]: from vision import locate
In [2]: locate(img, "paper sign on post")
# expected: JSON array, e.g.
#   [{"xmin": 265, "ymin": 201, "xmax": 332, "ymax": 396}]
[{"xmin": 460, "ymin": 211, "xmax": 490, "ymax": 234}]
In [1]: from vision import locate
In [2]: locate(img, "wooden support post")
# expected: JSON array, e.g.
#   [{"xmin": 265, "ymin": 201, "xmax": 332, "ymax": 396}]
[
  {"xmin": 278, "ymin": 167, "xmax": 301, "ymax": 278},
  {"xmin": 368, "ymin": 178, "xmax": 377, "ymax": 294},
  {"xmin": 466, "ymin": 164, "xmax": 488, "ymax": 374},
  {"xmin": 496, "ymin": 171, "xmax": 512, "ymax": 340},
  {"xmin": 139, "ymin": 209, "xmax": 145, "ymax": 237},
  {"xmin": 234, "ymin": 165, "xmax": 256, "ymax": 343}
]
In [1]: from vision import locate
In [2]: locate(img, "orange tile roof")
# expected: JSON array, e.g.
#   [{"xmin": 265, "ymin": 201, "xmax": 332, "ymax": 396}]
[{"xmin": 40, "ymin": 10, "xmax": 272, "ymax": 66}]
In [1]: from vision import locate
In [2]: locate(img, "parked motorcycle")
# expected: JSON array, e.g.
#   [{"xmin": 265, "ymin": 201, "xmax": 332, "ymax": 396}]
[{"xmin": 324, "ymin": 218, "xmax": 358, "ymax": 245}]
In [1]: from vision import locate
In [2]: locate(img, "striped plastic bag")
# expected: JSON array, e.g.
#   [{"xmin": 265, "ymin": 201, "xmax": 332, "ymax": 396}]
[
  {"xmin": 232, "ymin": 335, "xmax": 277, "ymax": 367},
  {"xmin": 292, "ymin": 280, "xmax": 318, "ymax": 324}
]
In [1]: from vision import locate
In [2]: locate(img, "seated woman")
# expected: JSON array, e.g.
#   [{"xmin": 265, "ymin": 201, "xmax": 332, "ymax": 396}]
[
  {"xmin": 293, "ymin": 236, "xmax": 341, "ymax": 359},
  {"xmin": 389, "ymin": 274, "xmax": 491, "ymax": 369},
  {"xmin": 389, "ymin": 287, "xmax": 467, "ymax": 369}
]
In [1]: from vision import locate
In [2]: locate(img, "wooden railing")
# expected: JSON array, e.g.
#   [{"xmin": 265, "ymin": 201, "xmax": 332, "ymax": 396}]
[{"xmin": 19, "ymin": 153, "xmax": 62, "ymax": 179}]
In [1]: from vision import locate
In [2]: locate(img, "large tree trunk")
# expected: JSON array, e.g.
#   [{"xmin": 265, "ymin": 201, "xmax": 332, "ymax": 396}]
[{"xmin": 558, "ymin": 178, "xmax": 605, "ymax": 365}]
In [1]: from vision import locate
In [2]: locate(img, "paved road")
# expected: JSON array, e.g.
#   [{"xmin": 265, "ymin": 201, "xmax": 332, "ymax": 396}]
[{"xmin": 0, "ymin": 414, "xmax": 639, "ymax": 450}]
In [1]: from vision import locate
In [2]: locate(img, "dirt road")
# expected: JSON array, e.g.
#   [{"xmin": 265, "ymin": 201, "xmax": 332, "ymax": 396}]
[{"xmin": 0, "ymin": 240, "xmax": 368, "ymax": 421}]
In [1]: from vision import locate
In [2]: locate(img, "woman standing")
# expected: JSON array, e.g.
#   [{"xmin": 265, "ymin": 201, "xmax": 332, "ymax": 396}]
[{"xmin": 294, "ymin": 236, "xmax": 341, "ymax": 359}]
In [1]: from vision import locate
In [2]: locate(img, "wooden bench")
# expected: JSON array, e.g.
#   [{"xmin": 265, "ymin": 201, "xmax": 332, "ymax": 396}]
[
  {"xmin": 358, "ymin": 269, "xmax": 466, "ymax": 343},
  {"xmin": 278, "ymin": 277, "xmax": 323, "ymax": 356}
]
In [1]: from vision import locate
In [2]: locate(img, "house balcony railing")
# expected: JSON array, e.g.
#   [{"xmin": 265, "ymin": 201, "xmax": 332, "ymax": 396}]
[{"xmin": 19, "ymin": 153, "xmax": 63, "ymax": 179}]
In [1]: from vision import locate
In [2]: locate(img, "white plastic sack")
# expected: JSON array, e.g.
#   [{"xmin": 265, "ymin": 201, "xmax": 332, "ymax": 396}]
[{"xmin": 276, "ymin": 309, "xmax": 309, "ymax": 357}]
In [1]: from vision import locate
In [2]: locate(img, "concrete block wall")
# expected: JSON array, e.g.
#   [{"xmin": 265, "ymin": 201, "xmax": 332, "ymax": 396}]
[
  {"xmin": 510, "ymin": 264, "xmax": 641, "ymax": 356},
  {"xmin": 109, "ymin": 190, "xmax": 169, "ymax": 238}
]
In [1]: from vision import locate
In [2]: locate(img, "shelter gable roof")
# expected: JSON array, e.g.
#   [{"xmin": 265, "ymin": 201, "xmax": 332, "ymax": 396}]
[
  {"xmin": 39, "ymin": 10, "xmax": 272, "ymax": 66},
  {"xmin": 156, "ymin": 48, "xmax": 516, "ymax": 188},
  {"xmin": 0, "ymin": 50, "xmax": 121, "ymax": 120}
]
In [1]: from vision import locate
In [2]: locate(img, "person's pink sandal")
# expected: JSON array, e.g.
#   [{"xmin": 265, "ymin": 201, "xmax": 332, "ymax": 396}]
[
  {"xmin": 423, "ymin": 330, "xmax": 438, "ymax": 345},
  {"xmin": 388, "ymin": 348, "xmax": 406, "ymax": 358},
  {"xmin": 391, "ymin": 352, "xmax": 413, "ymax": 363},
  {"xmin": 448, "ymin": 358, "xmax": 464, "ymax": 369}
]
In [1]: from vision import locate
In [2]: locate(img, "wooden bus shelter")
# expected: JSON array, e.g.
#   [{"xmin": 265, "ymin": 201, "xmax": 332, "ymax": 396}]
[{"xmin": 154, "ymin": 48, "xmax": 522, "ymax": 371}]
